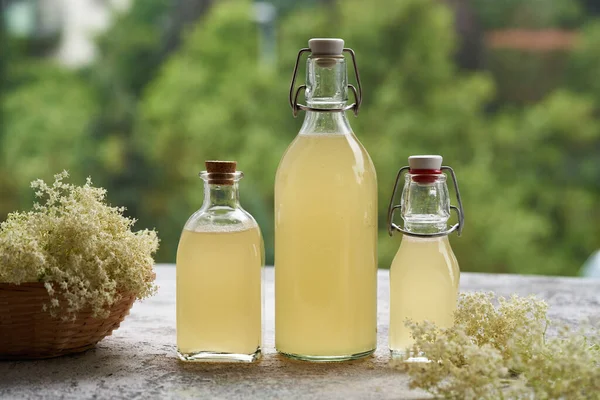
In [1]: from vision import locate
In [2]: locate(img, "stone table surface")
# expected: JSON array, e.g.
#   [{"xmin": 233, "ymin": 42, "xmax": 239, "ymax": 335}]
[{"xmin": 1, "ymin": 265, "xmax": 598, "ymax": 400}]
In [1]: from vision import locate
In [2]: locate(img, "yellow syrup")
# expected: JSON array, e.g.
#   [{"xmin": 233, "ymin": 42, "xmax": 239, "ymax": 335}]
[
  {"xmin": 275, "ymin": 132, "xmax": 378, "ymax": 360},
  {"xmin": 176, "ymin": 225, "xmax": 262, "ymax": 360},
  {"xmin": 389, "ymin": 235, "xmax": 459, "ymax": 354}
]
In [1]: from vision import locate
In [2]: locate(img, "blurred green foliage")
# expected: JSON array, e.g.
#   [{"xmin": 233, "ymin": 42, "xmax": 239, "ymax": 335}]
[
  {"xmin": 84, "ymin": 0, "xmax": 173, "ymax": 223},
  {"xmin": 1, "ymin": 62, "xmax": 96, "ymax": 209},
  {"xmin": 471, "ymin": 0, "xmax": 583, "ymax": 29},
  {"xmin": 1, "ymin": 0, "xmax": 600, "ymax": 275}
]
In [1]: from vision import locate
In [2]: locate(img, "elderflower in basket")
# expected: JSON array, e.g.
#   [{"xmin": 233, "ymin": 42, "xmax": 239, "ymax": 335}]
[{"xmin": 0, "ymin": 172, "xmax": 159, "ymax": 359}]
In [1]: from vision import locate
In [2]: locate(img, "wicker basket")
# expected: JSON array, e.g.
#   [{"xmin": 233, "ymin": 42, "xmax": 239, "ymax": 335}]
[{"xmin": 0, "ymin": 282, "xmax": 135, "ymax": 360}]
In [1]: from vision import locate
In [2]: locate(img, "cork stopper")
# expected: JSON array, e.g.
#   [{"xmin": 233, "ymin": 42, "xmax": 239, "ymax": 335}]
[{"xmin": 204, "ymin": 160, "xmax": 237, "ymax": 185}]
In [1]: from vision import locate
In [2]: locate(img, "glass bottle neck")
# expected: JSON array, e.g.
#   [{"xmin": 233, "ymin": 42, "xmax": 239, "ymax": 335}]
[
  {"xmin": 203, "ymin": 182, "xmax": 240, "ymax": 209},
  {"xmin": 404, "ymin": 220, "xmax": 448, "ymax": 235},
  {"xmin": 300, "ymin": 56, "xmax": 352, "ymax": 135},
  {"xmin": 401, "ymin": 175, "xmax": 451, "ymax": 234},
  {"xmin": 305, "ymin": 55, "xmax": 348, "ymax": 108}
]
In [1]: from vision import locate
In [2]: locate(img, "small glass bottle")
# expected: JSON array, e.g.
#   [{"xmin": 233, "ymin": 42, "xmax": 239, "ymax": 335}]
[
  {"xmin": 275, "ymin": 38, "xmax": 377, "ymax": 361},
  {"xmin": 387, "ymin": 155, "xmax": 464, "ymax": 357},
  {"xmin": 176, "ymin": 160, "xmax": 263, "ymax": 362}
]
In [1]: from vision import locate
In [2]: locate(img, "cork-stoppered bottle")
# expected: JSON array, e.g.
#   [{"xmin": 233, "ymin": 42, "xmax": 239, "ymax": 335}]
[
  {"xmin": 176, "ymin": 161, "xmax": 263, "ymax": 362},
  {"xmin": 275, "ymin": 38, "xmax": 378, "ymax": 361}
]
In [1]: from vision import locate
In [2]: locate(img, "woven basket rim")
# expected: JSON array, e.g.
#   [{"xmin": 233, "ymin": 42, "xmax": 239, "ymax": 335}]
[
  {"xmin": 0, "ymin": 275, "xmax": 153, "ymax": 289},
  {"xmin": 0, "ymin": 281, "xmax": 134, "ymax": 294},
  {"xmin": 0, "ymin": 281, "xmax": 51, "ymax": 288},
  {"xmin": 0, "ymin": 281, "xmax": 136, "ymax": 315}
]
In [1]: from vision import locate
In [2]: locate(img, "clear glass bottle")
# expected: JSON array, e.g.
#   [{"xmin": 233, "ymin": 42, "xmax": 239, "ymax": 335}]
[
  {"xmin": 387, "ymin": 155, "xmax": 464, "ymax": 357},
  {"xmin": 275, "ymin": 38, "xmax": 377, "ymax": 361},
  {"xmin": 176, "ymin": 160, "xmax": 263, "ymax": 362}
]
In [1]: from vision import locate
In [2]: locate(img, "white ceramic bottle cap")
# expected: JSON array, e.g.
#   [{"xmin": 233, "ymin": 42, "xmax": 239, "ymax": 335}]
[
  {"xmin": 408, "ymin": 155, "xmax": 443, "ymax": 170},
  {"xmin": 308, "ymin": 38, "xmax": 344, "ymax": 56}
]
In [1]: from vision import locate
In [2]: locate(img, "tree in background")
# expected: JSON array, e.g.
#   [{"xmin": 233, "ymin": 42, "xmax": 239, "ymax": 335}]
[
  {"xmin": 137, "ymin": 0, "xmax": 600, "ymax": 275},
  {"xmin": 471, "ymin": 0, "xmax": 582, "ymax": 29},
  {"xmin": 1, "ymin": 0, "xmax": 598, "ymax": 275},
  {"xmin": 277, "ymin": 0, "xmax": 600, "ymax": 275},
  {"xmin": 568, "ymin": 21, "xmax": 600, "ymax": 99},
  {"xmin": 136, "ymin": 1, "xmax": 290, "ymax": 262},
  {"xmin": 0, "ymin": 2, "xmax": 12, "ymax": 215},
  {"xmin": 85, "ymin": 0, "xmax": 213, "ymax": 224},
  {"xmin": 490, "ymin": 91, "xmax": 600, "ymax": 275},
  {"xmin": 2, "ymin": 64, "xmax": 96, "ymax": 193},
  {"xmin": 0, "ymin": 0, "xmax": 213, "ymax": 221},
  {"xmin": 0, "ymin": 5, "xmax": 95, "ymax": 216}
]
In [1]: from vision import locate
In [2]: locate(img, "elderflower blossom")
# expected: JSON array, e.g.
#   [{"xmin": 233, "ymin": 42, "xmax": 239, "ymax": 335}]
[
  {"xmin": 398, "ymin": 292, "xmax": 600, "ymax": 400},
  {"xmin": 0, "ymin": 171, "xmax": 159, "ymax": 319},
  {"xmin": 454, "ymin": 292, "xmax": 548, "ymax": 368},
  {"xmin": 401, "ymin": 320, "xmax": 510, "ymax": 400},
  {"xmin": 517, "ymin": 326, "xmax": 600, "ymax": 399}
]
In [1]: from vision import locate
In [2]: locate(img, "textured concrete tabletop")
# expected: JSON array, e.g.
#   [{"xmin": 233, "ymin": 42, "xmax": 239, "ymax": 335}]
[{"xmin": 1, "ymin": 266, "xmax": 598, "ymax": 400}]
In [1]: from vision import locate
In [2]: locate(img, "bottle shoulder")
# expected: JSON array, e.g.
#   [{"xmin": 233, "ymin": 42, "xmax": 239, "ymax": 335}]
[
  {"xmin": 184, "ymin": 206, "xmax": 258, "ymax": 233},
  {"xmin": 276, "ymin": 133, "xmax": 376, "ymax": 181},
  {"xmin": 391, "ymin": 236, "xmax": 458, "ymax": 269},
  {"xmin": 351, "ymin": 133, "xmax": 376, "ymax": 175}
]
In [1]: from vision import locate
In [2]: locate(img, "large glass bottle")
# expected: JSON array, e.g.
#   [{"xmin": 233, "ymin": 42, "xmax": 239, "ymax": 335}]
[
  {"xmin": 387, "ymin": 155, "xmax": 464, "ymax": 357},
  {"xmin": 275, "ymin": 38, "xmax": 377, "ymax": 361},
  {"xmin": 176, "ymin": 160, "xmax": 263, "ymax": 362}
]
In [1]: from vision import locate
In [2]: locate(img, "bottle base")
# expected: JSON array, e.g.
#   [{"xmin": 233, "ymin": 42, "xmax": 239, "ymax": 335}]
[
  {"xmin": 177, "ymin": 347, "xmax": 261, "ymax": 363},
  {"xmin": 390, "ymin": 349, "xmax": 431, "ymax": 363},
  {"xmin": 278, "ymin": 348, "xmax": 375, "ymax": 362}
]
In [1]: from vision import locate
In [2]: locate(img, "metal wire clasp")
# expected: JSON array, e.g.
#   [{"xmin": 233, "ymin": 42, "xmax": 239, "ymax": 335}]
[
  {"xmin": 387, "ymin": 166, "xmax": 465, "ymax": 238},
  {"xmin": 289, "ymin": 48, "xmax": 363, "ymax": 117}
]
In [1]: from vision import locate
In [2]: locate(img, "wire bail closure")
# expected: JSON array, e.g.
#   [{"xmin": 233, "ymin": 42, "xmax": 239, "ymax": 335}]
[
  {"xmin": 289, "ymin": 48, "xmax": 363, "ymax": 117},
  {"xmin": 387, "ymin": 166, "xmax": 465, "ymax": 238}
]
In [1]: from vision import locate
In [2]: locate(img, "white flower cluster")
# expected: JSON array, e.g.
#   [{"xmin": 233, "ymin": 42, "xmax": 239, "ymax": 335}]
[
  {"xmin": 0, "ymin": 171, "xmax": 159, "ymax": 319},
  {"xmin": 399, "ymin": 292, "xmax": 600, "ymax": 400}
]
